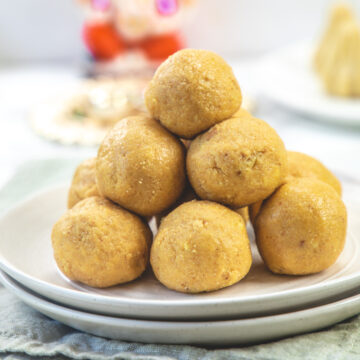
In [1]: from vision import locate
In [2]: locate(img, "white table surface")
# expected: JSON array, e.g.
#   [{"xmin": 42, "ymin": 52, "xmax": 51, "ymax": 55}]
[{"xmin": 0, "ymin": 61, "xmax": 359, "ymax": 190}]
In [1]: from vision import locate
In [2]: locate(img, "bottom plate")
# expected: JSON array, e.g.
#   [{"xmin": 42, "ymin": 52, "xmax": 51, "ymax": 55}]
[{"xmin": 1, "ymin": 270, "xmax": 360, "ymax": 346}]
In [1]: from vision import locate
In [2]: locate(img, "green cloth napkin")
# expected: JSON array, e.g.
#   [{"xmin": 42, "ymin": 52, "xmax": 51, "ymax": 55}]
[{"xmin": 0, "ymin": 158, "xmax": 360, "ymax": 360}]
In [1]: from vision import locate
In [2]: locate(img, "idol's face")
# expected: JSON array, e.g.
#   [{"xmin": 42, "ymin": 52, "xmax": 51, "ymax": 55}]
[{"xmin": 112, "ymin": 0, "xmax": 187, "ymax": 41}]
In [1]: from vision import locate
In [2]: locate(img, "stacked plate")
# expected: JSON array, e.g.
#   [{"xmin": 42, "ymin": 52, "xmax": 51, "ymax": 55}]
[{"xmin": 0, "ymin": 182, "xmax": 360, "ymax": 345}]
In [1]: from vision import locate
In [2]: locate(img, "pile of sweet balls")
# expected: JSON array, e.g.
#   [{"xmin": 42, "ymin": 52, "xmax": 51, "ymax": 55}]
[{"xmin": 52, "ymin": 49, "xmax": 347, "ymax": 293}]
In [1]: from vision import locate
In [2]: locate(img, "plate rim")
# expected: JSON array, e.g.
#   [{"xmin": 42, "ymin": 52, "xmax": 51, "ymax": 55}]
[
  {"xmin": 1, "ymin": 269, "xmax": 360, "ymax": 346},
  {"xmin": 0, "ymin": 183, "xmax": 359, "ymax": 311},
  {"xmin": 2, "ymin": 268, "xmax": 360, "ymax": 326}
]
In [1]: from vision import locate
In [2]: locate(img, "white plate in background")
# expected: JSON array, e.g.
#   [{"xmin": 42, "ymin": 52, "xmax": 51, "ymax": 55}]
[{"xmin": 257, "ymin": 42, "xmax": 360, "ymax": 125}]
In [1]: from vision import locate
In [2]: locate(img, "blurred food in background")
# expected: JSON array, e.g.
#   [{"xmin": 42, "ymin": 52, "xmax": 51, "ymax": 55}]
[
  {"xmin": 314, "ymin": 3, "xmax": 360, "ymax": 97},
  {"xmin": 78, "ymin": 0, "xmax": 197, "ymax": 76},
  {"xmin": 63, "ymin": 78, "xmax": 147, "ymax": 124},
  {"xmin": 29, "ymin": 74, "xmax": 255, "ymax": 146},
  {"xmin": 253, "ymin": 2, "xmax": 360, "ymax": 126},
  {"xmin": 30, "ymin": 77, "xmax": 148, "ymax": 145}
]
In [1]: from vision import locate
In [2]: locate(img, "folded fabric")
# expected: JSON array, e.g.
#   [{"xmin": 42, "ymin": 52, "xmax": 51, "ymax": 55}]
[{"xmin": 1, "ymin": 287, "xmax": 360, "ymax": 360}]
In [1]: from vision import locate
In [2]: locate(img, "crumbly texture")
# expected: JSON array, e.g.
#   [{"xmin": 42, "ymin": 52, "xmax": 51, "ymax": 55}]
[
  {"xmin": 255, "ymin": 178, "xmax": 347, "ymax": 275},
  {"xmin": 151, "ymin": 200, "xmax": 252, "ymax": 293},
  {"xmin": 52, "ymin": 196, "xmax": 152, "ymax": 288},
  {"xmin": 249, "ymin": 200, "xmax": 263, "ymax": 224},
  {"xmin": 145, "ymin": 49, "xmax": 242, "ymax": 139},
  {"xmin": 287, "ymin": 151, "xmax": 342, "ymax": 195},
  {"xmin": 232, "ymin": 107, "xmax": 252, "ymax": 119},
  {"xmin": 236, "ymin": 207, "xmax": 249, "ymax": 223},
  {"xmin": 155, "ymin": 184, "xmax": 198, "ymax": 229},
  {"xmin": 96, "ymin": 114, "xmax": 186, "ymax": 216},
  {"xmin": 67, "ymin": 158, "xmax": 99, "ymax": 208},
  {"xmin": 249, "ymin": 150, "xmax": 342, "ymax": 223},
  {"xmin": 187, "ymin": 115, "xmax": 287, "ymax": 207}
]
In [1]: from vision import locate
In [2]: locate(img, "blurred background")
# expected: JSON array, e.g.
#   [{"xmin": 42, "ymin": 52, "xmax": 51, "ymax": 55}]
[
  {"xmin": 1, "ymin": 0, "xmax": 360, "ymax": 62},
  {"xmin": 0, "ymin": 0, "xmax": 359, "ymax": 187}
]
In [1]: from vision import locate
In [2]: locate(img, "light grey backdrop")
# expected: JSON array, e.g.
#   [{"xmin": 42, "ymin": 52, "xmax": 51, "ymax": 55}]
[{"xmin": 1, "ymin": 0, "xmax": 360, "ymax": 62}]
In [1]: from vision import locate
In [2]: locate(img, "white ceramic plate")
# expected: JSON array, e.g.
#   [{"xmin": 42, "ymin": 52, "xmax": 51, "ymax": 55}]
[
  {"xmin": 257, "ymin": 42, "xmax": 360, "ymax": 125},
  {"xmin": 1, "ymin": 269, "xmax": 360, "ymax": 346},
  {"xmin": 0, "ymin": 184, "xmax": 359, "ymax": 320}
]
